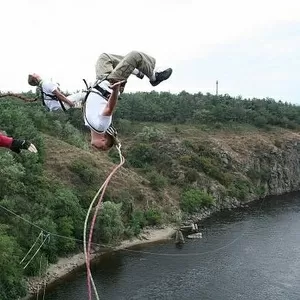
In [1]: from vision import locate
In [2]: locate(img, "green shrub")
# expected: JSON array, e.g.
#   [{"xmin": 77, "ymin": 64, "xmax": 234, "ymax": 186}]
[
  {"xmin": 188, "ymin": 155, "xmax": 233, "ymax": 186},
  {"xmin": 214, "ymin": 122, "xmax": 222, "ymax": 129},
  {"xmin": 181, "ymin": 139, "xmax": 194, "ymax": 149},
  {"xmin": 255, "ymin": 185, "xmax": 266, "ymax": 198},
  {"xmin": 137, "ymin": 126, "xmax": 165, "ymax": 142},
  {"xmin": 0, "ymin": 233, "xmax": 26, "ymax": 300},
  {"xmin": 180, "ymin": 189, "xmax": 214, "ymax": 213},
  {"xmin": 227, "ymin": 179, "xmax": 251, "ymax": 200},
  {"xmin": 146, "ymin": 170, "xmax": 168, "ymax": 191},
  {"xmin": 253, "ymin": 116, "xmax": 267, "ymax": 128},
  {"xmin": 61, "ymin": 122, "xmax": 86, "ymax": 149},
  {"xmin": 95, "ymin": 202, "xmax": 125, "ymax": 244},
  {"xmin": 65, "ymin": 109, "xmax": 87, "ymax": 131},
  {"xmin": 69, "ymin": 159, "xmax": 98, "ymax": 185},
  {"xmin": 108, "ymin": 147, "xmax": 122, "ymax": 164},
  {"xmin": 184, "ymin": 168, "xmax": 199, "ymax": 183},
  {"xmin": 127, "ymin": 143, "xmax": 157, "ymax": 168},
  {"xmin": 0, "ymin": 152, "xmax": 25, "ymax": 198},
  {"xmin": 144, "ymin": 208, "xmax": 163, "ymax": 226},
  {"xmin": 111, "ymin": 191, "xmax": 134, "ymax": 222},
  {"xmin": 115, "ymin": 119, "xmax": 134, "ymax": 135},
  {"xmin": 129, "ymin": 210, "xmax": 147, "ymax": 235}
]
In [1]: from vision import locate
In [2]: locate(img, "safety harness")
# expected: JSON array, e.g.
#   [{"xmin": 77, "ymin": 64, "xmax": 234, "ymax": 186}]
[
  {"xmin": 82, "ymin": 79, "xmax": 120, "ymax": 146},
  {"xmin": 38, "ymin": 81, "xmax": 66, "ymax": 111}
]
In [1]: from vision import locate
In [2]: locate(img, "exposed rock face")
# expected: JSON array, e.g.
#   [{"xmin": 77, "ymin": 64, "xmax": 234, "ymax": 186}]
[
  {"xmin": 179, "ymin": 131, "xmax": 300, "ymax": 217},
  {"xmin": 232, "ymin": 137, "xmax": 300, "ymax": 197},
  {"xmin": 264, "ymin": 141, "xmax": 300, "ymax": 195}
]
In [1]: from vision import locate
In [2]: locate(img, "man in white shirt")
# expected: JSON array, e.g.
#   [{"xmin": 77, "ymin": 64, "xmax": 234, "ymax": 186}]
[
  {"xmin": 83, "ymin": 80, "xmax": 125, "ymax": 151},
  {"xmin": 28, "ymin": 74, "xmax": 84, "ymax": 111},
  {"xmin": 85, "ymin": 50, "xmax": 173, "ymax": 151},
  {"xmin": 83, "ymin": 80, "xmax": 124, "ymax": 151},
  {"xmin": 95, "ymin": 50, "xmax": 173, "ymax": 93}
]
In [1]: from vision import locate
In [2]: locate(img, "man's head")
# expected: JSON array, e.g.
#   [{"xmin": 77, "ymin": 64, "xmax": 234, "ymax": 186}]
[
  {"xmin": 90, "ymin": 131, "xmax": 114, "ymax": 151},
  {"xmin": 28, "ymin": 73, "xmax": 41, "ymax": 86}
]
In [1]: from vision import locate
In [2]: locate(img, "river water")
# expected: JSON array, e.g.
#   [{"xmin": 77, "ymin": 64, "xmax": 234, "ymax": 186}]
[{"xmin": 42, "ymin": 192, "xmax": 300, "ymax": 300}]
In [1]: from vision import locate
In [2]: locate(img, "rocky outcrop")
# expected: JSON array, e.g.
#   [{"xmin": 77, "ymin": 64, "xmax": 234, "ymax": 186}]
[
  {"xmin": 230, "ymin": 136, "xmax": 300, "ymax": 197},
  {"xmin": 178, "ymin": 131, "xmax": 300, "ymax": 218}
]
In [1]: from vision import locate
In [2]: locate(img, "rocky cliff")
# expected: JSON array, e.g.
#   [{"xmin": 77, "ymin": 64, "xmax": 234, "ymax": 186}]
[{"xmin": 166, "ymin": 129, "xmax": 300, "ymax": 217}]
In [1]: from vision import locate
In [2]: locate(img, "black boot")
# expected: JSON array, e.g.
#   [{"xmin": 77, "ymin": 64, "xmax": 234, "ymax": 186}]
[{"xmin": 150, "ymin": 68, "xmax": 173, "ymax": 86}]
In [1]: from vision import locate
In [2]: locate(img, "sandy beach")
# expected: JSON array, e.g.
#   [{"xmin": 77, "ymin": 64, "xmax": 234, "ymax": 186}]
[{"xmin": 23, "ymin": 226, "xmax": 176, "ymax": 299}]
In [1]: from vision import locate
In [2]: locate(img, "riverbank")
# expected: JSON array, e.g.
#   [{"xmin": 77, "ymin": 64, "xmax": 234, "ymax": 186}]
[
  {"xmin": 22, "ymin": 226, "xmax": 176, "ymax": 299},
  {"xmin": 28, "ymin": 192, "xmax": 300, "ymax": 300}
]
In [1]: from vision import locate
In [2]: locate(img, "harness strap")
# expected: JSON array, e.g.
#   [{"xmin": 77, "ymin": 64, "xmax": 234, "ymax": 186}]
[
  {"xmin": 83, "ymin": 79, "xmax": 89, "ymax": 89},
  {"xmin": 82, "ymin": 88, "xmax": 106, "ymax": 134},
  {"xmin": 93, "ymin": 85, "xmax": 111, "ymax": 100},
  {"xmin": 38, "ymin": 81, "xmax": 66, "ymax": 112}
]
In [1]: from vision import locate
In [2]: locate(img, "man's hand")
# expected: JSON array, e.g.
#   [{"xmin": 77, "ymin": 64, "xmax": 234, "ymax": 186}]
[
  {"xmin": 109, "ymin": 80, "xmax": 127, "ymax": 91},
  {"xmin": 10, "ymin": 139, "xmax": 38, "ymax": 153}
]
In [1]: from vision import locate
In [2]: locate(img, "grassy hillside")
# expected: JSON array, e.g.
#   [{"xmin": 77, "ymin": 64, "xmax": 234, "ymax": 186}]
[{"xmin": 1, "ymin": 91, "xmax": 300, "ymax": 299}]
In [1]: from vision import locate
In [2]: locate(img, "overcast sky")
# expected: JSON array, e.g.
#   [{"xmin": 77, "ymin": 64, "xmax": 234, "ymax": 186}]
[{"xmin": 1, "ymin": 0, "xmax": 300, "ymax": 103}]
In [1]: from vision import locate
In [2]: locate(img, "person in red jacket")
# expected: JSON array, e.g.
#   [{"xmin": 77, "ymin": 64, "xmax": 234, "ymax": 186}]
[{"xmin": 0, "ymin": 133, "xmax": 37, "ymax": 153}]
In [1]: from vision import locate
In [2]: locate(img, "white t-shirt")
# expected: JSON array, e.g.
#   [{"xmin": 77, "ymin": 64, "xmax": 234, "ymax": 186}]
[
  {"xmin": 84, "ymin": 89, "xmax": 112, "ymax": 133},
  {"xmin": 40, "ymin": 81, "xmax": 64, "ymax": 111}
]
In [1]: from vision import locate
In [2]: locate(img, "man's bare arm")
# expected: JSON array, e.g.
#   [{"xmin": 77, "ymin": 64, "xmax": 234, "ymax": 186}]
[
  {"xmin": 53, "ymin": 89, "xmax": 75, "ymax": 107},
  {"xmin": 102, "ymin": 81, "xmax": 125, "ymax": 116}
]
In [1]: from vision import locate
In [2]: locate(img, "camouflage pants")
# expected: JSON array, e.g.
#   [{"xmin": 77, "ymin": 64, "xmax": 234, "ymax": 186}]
[{"xmin": 95, "ymin": 51, "xmax": 156, "ymax": 82}]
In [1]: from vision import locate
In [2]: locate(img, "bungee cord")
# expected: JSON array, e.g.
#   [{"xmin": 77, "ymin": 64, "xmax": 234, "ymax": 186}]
[{"xmin": 83, "ymin": 144, "xmax": 125, "ymax": 300}]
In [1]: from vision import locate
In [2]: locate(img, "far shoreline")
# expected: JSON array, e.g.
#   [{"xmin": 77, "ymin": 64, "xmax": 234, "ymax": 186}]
[{"xmin": 22, "ymin": 226, "xmax": 176, "ymax": 300}]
